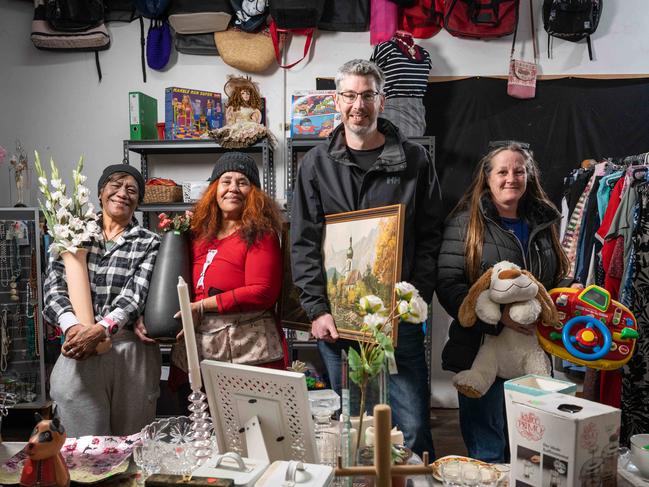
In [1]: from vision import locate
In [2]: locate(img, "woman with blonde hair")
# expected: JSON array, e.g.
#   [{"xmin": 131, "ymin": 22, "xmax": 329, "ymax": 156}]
[{"xmin": 436, "ymin": 141, "xmax": 571, "ymax": 463}]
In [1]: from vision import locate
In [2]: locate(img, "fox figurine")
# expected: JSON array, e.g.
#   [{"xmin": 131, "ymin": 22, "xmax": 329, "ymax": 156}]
[{"xmin": 20, "ymin": 414, "xmax": 70, "ymax": 487}]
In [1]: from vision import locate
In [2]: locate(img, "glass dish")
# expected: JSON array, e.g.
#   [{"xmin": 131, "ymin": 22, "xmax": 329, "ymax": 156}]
[{"xmin": 140, "ymin": 416, "xmax": 202, "ymax": 476}]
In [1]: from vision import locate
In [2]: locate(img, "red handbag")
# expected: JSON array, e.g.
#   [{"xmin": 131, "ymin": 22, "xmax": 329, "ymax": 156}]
[
  {"xmin": 444, "ymin": 0, "xmax": 519, "ymax": 39},
  {"xmin": 270, "ymin": 21, "xmax": 314, "ymax": 69},
  {"xmin": 507, "ymin": 0, "xmax": 538, "ymax": 99}
]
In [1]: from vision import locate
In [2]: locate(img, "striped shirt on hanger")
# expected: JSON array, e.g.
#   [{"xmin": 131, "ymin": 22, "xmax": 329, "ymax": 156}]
[{"xmin": 371, "ymin": 41, "xmax": 432, "ymax": 99}]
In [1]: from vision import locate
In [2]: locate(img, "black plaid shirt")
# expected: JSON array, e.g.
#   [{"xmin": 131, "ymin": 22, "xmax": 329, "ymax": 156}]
[{"xmin": 42, "ymin": 219, "xmax": 160, "ymax": 333}]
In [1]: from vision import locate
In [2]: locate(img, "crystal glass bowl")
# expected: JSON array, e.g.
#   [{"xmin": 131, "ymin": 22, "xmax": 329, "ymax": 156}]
[{"xmin": 141, "ymin": 416, "xmax": 199, "ymax": 475}]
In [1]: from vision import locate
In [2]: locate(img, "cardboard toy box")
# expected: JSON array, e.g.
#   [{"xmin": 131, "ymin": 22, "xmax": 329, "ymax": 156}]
[
  {"xmin": 290, "ymin": 90, "xmax": 340, "ymax": 138},
  {"xmin": 165, "ymin": 87, "xmax": 223, "ymax": 139},
  {"xmin": 506, "ymin": 391, "xmax": 620, "ymax": 487}
]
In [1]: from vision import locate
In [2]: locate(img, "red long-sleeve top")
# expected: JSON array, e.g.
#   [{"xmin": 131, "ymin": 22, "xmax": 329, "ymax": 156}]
[{"xmin": 191, "ymin": 231, "xmax": 282, "ymax": 313}]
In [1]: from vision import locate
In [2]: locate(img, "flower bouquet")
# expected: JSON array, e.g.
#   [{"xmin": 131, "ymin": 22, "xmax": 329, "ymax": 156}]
[
  {"xmin": 34, "ymin": 152, "xmax": 110, "ymax": 354},
  {"xmin": 348, "ymin": 282, "xmax": 428, "ymax": 461},
  {"xmin": 143, "ymin": 212, "xmax": 193, "ymax": 341}
]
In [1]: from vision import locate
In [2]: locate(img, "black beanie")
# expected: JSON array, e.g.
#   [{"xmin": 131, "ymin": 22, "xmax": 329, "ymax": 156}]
[
  {"xmin": 209, "ymin": 152, "xmax": 260, "ymax": 187},
  {"xmin": 97, "ymin": 164, "xmax": 146, "ymax": 203}
]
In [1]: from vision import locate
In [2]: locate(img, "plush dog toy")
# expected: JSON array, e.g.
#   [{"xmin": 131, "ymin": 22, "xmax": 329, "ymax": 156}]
[{"xmin": 453, "ymin": 261, "xmax": 558, "ymax": 398}]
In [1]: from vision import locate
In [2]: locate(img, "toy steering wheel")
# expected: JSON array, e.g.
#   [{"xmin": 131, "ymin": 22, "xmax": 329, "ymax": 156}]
[{"xmin": 561, "ymin": 316, "xmax": 612, "ymax": 361}]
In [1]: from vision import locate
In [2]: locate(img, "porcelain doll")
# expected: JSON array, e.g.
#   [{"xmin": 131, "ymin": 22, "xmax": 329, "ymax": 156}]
[{"xmin": 210, "ymin": 75, "xmax": 272, "ymax": 148}]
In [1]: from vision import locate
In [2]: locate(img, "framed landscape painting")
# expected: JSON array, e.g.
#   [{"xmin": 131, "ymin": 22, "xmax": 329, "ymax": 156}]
[{"xmin": 323, "ymin": 204, "xmax": 404, "ymax": 343}]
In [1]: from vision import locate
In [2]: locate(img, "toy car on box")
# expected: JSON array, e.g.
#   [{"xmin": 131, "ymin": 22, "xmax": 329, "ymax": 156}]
[
  {"xmin": 165, "ymin": 87, "xmax": 224, "ymax": 139},
  {"xmin": 538, "ymin": 285, "xmax": 639, "ymax": 370}
]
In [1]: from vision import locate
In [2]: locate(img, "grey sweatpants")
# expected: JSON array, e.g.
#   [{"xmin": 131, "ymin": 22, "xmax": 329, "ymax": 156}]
[{"xmin": 50, "ymin": 329, "xmax": 161, "ymax": 438}]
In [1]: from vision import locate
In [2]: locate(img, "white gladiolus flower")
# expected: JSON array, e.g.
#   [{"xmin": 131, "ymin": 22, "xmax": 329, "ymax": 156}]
[
  {"xmin": 78, "ymin": 194, "xmax": 89, "ymax": 205},
  {"xmin": 363, "ymin": 313, "xmax": 387, "ymax": 329},
  {"xmin": 53, "ymin": 224, "xmax": 69, "ymax": 238},
  {"xmin": 395, "ymin": 282, "xmax": 418, "ymax": 301},
  {"xmin": 51, "ymin": 179, "xmax": 62, "ymax": 189},
  {"xmin": 359, "ymin": 295, "xmax": 385, "ymax": 314},
  {"xmin": 56, "ymin": 207, "xmax": 71, "ymax": 221},
  {"xmin": 51, "ymin": 191, "xmax": 63, "ymax": 202},
  {"xmin": 78, "ymin": 174, "xmax": 87, "ymax": 183},
  {"xmin": 38, "ymin": 177, "xmax": 48, "ymax": 186},
  {"xmin": 71, "ymin": 236, "xmax": 83, "ymax": 247},
  {"xmin": 59, "ymin": 196, "xmax": 72, "ymax": 208},
  {"xmin": 78, "ymin": 186, "xmax": 90, "ymax": 197},
  {"xmin": 86, "ymin": 221, "xmax": 100, "ymax": 236},
  {"xmin": 45, "ymin": 200, "xmax": 52, "ymax": 211}
]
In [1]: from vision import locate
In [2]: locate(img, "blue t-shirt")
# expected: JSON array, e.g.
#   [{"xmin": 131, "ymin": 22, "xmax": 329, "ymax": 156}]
[{"xmin": 500, "ymin": 217, "xmax": 529, "ymax": 252}]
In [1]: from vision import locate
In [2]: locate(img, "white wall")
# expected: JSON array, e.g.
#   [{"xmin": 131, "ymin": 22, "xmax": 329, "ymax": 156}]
[
  {"xmin": 2, "ymin": 0, "xmax": 648, "ymax": 207},
  {"xmin": 1, "ymin": 0, "xmax": 648, "ymax": 406}
]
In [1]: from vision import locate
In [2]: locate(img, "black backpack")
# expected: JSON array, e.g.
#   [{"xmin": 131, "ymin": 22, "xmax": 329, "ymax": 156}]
[
  {"xmin": 542, "ymin": 0, "xmax": 602, "ymax": 60},
  {"xmin": 44, "ymin": 0, "xmax": 105, "ymax": 31}
]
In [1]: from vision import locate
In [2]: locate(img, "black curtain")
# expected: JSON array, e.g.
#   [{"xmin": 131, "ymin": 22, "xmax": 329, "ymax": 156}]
[{"xmin": 318, "ymin": 77, "xmax": 649, "ymax": 215}]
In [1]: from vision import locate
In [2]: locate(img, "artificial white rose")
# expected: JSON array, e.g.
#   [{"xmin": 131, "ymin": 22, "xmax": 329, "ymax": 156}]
[
  {"xmin": 404, "ymin": 296, "xmax": 428, "ymax": 323},
  {"xmin": 363, "ymin": 313, "xmax": 387, "ymax": 330},
  {"xmin": 397, "ymin": 300, "xmax": 410, "ymax": 317},
  {"xmin": 359, "ymin": 295, "xmax": 385, "ymax": 314},
  {"xmin": 395, "ymin": 282, "xmax": 418, "ymax": 301}
]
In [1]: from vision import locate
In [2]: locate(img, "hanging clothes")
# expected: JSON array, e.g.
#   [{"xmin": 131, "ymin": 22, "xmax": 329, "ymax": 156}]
[{"xmin": 621, "ymin": 184, "xmax": 649, "ymax": 444}]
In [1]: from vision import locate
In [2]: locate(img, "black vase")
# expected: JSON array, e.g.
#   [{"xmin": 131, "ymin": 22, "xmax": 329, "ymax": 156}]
[{"xmin": 144, "ymin": 231, "xmax": 192, "ymax": 342}]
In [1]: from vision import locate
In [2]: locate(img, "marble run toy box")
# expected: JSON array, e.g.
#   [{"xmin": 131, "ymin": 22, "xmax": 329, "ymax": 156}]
[
  {"xmin": 165, "ymin": 87, "xmax": 223, "ymax": 139},
  {"xmin": 505, "ymin": 391, "xmax": 620, "ymax": 487},
  {"xmin": 290, "ymin": 90, "xmax": 340, "ymax": 138}
]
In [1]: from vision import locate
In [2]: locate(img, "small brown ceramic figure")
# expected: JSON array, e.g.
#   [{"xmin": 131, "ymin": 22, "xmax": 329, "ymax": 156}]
[{"xmin": 20, "ymin": 414, "xmax": 70, "ymax": 487}]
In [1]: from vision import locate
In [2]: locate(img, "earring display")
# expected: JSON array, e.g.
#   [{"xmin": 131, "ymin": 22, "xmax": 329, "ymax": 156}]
[{"xmin": 0, "ymin": 208, "xmax": 47, "ymax": 408}]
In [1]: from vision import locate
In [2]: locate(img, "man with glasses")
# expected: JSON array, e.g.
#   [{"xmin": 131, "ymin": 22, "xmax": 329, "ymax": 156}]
[{"xmin": 290, "ymin": 59, "xmax": 442, "ymax": 458}]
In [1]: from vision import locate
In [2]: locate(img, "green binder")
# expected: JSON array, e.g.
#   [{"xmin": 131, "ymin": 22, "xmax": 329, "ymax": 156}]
[{"xmin": 129, "ymin": 91, "xmax": 158, "ymax": 140}]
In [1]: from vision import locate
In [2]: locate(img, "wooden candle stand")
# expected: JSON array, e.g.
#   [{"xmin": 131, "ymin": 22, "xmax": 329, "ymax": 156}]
[{"xmin": 335, "ymin": 404, "xmax": 434, "ymax": 487}]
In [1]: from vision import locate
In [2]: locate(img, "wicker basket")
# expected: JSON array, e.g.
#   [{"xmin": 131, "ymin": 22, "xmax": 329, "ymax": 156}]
[{"xmin": 143, "ymin": 185, "xmax": 183, "ymax": 204}]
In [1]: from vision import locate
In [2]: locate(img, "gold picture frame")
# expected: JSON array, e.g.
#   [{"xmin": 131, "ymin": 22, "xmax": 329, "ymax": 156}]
[{"xmin": 323, "ymin": 204, "xmax": 405, "ymax": 344}]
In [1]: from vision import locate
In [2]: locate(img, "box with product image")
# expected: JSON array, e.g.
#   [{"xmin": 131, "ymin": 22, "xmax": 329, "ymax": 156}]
[
  {"xmin": 290, "ymin": 90, "xmax": 340, "ymax": 138},
  {"xmin": 505, "ymin": 391, "xmax": 620, "ymax": 487},
  {"xmin": 165, "ymin": 87, "xmax": 223, "ymax": 139}
]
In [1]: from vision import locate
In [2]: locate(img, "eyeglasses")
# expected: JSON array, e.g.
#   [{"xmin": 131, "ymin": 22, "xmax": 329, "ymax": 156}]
[
  {"xmin": 337, "ymin": 91, "xmax": 381, "ymax": 104},
  {"xmin": 488, "ymin": 140, "xmax": 531, "ymax": 150}
]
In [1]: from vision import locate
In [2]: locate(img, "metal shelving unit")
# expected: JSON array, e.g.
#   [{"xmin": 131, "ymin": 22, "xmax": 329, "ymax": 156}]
[{"xmin": 123, "ymin": 138, "xmax": 276, "ymax": 203}]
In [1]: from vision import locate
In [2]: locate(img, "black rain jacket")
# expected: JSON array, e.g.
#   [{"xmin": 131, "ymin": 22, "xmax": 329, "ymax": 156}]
[
  {"xmin": 437, "ymin": 196, "xmax": 563, "ymax": 372},
  {"xmin": 290, "ymin": 118, "xmax": 443, "ymax": 321}
]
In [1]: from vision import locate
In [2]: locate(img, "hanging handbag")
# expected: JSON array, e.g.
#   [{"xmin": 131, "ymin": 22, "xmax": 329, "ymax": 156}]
[
  {"xmin": 269, "ymin": 21, "xmax": 312, "ymax": 69},
  {"xmin": 172, "ymin": 310, "xmax": 284, "ymax": 370},
  {"xmin": 214, "ymin": 25, "xmax": 280, "ymax": 73},
  {"xmin": 507, "ymin": 0, "xmax": 538, "ymax": 99}
]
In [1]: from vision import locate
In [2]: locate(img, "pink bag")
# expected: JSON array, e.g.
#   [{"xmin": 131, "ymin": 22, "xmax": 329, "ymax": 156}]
[
  {"xmin": 507, "ymin": 0, "xmax": 538, "ymax": 99},
  {"xmin": 370, "ymin": 0, "xmax": 398, "ymax": 45}
]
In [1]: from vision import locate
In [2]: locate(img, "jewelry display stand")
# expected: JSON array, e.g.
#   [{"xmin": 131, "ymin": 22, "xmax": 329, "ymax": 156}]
[{"xmin": 0, "ymin": 208, "xmax": 47, "ymax": 409}]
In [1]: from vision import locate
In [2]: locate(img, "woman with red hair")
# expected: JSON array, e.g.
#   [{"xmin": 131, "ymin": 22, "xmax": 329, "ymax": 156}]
[{"xmin": 138, "ymin": 152, "xmax": 286, "ymax": 387}]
